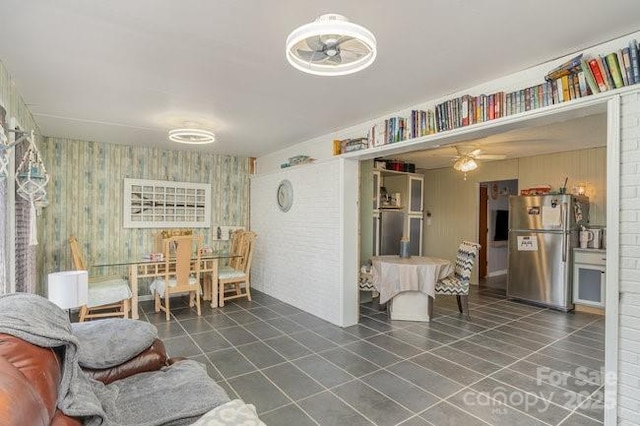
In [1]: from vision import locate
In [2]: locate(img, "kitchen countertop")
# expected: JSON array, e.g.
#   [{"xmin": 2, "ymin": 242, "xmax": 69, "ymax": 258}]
[{"xmin": 574, "ymin": 247, "xmax": 606, "ymax": 253}]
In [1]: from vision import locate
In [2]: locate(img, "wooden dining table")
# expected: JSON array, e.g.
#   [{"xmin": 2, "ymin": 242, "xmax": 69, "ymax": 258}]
[{"xmin": 94, "ymin": 253, "xmax": 237, "ymax": 319}]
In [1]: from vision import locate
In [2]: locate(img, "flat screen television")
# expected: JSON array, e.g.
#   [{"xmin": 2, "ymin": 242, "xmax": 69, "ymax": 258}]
[{"xmin": 494, "ymin": 209, "xmax": 509, "ymax": 241}]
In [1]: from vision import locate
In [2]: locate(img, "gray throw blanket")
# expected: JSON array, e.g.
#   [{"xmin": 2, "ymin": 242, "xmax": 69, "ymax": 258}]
[{"xmin": 0, "ymin": 293, "xmax": 229, "ymax": 425}]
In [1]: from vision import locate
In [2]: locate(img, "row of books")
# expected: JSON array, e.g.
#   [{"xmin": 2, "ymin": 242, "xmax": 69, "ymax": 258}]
[
  {"xmin": 367, "ymin": 116, "xmax": 410, "ymax": 146},
  {"xmin": 544, "ymin": 39, "xmax": 640, "ymax": 96},
  {"xmin": 348, "ymin": 38, "xmax": 640, "ymax": 153},
  {"xmin": 434, "ymin": 92, "xmax": 508, "ymax": 132}
]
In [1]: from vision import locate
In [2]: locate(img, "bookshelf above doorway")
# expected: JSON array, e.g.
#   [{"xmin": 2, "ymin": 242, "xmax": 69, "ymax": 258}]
[{"xmin": 341, "ymin": 90, "xmax": 615, "ymax": 169}]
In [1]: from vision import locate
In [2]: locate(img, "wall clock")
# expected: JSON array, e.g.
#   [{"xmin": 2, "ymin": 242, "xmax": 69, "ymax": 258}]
[{"xmin": 276, "ymin": 179, "xmax": 293, "ymax": 212}]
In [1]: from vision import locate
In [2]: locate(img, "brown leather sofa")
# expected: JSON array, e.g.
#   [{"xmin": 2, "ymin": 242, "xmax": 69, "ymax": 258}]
[{"xmin": 0, "ymin": 333, "xmax": 172, "ymax": 425}]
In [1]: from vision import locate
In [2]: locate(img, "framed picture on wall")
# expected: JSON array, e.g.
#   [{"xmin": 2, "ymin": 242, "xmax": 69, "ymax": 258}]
[{"xmin": 123, "ymin": 178, "xmax": 211, "ymax": 228}]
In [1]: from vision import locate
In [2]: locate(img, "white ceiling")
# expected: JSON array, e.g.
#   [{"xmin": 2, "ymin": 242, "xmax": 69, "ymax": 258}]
[{"xmin": 0, "ymin": 1, "xmax": 638, "ymax": 157}]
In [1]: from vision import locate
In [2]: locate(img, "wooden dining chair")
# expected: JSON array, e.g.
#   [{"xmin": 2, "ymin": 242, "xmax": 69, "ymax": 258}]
[
  {"xmin": 202, "ymin": 229, "xmax": 244, "ymax": 303},
  {"xmin": 218, "ymin": 231, "xmax": 257, "ymax": 307},
  {"xmin": 68, "ymin": 236, "xmax": 132, "ymax": 322},
  {"xmin": 227, "ymin": 229, "xmax": 244, "ymax": 269},
  {"xmin": 151, "ymin": 234, "xmax": 202, "ymax": 320},
  {"xmin": 434, "ymin": 240, "xmax": 481, "ymax": 319}
]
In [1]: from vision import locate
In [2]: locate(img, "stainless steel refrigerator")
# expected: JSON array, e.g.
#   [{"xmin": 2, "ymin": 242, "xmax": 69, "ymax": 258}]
[
  {"xmin": 379, "ymin": 210, "xmax": 405, "ymax": 255},
  {"xmin": 507, "ymin": 194, "xmax": 589, "ymax": 311}
]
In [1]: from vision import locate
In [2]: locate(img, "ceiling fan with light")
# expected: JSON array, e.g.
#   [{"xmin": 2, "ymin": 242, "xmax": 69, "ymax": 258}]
[
  {"xmin": 450, "ymin": 146, "xmax": 507, "ymax": 179},
  {"xmin": 286, "ymin": 14, "xmax": 377, "ymax": 76}
]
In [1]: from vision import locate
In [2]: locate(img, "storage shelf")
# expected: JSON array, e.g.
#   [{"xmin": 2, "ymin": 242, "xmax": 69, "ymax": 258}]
[{"xmin": 342, "ymin": 85, "xmax": 638, "ymax": 162}]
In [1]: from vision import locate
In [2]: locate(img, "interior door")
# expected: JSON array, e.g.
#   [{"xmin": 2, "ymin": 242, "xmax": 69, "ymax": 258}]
[{"xmin": 479, "ymin": 186, "xmax": 488, "ymax": 279}]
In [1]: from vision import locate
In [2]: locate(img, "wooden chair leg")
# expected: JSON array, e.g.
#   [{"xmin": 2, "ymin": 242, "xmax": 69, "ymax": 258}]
[
  {"xmin": 456, "ymin": 295, "xmax": 463, "ymax": 313},
  {"xmin": 195, "ymin": 290, "xmax": 201, "ymax": 316},
  {"xmin": 202, "ymin": 275, "xmax": 211, "ymax": 301},
  {"xmin": 79, "ymin": 305, "xmax": 88, "ymax": 322},
  {"xmin": 245, "ymin": 280, "xmax": 251, "ymax": 301},
  {"xmin": 164, "ymin": 291, "xmax": 171, "ymax": 321},
  {"xmin": 219, "ymin": 282, "xmax": 225, "ymax": 307},
  {"xmin": 123, "ymin": 299, "xmax": 130, "ymax": 319},
  {"xmin": 154, "ymin": 291, "xmax": 159, "ymax": 313}
]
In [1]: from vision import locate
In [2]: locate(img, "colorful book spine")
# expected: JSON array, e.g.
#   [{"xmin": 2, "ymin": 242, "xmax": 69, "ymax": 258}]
[
  {"xmin": 622, "ymin": 47, "xmax": 634, "ymax": 85},
  {"xmin": 581, "ymin": 58, "xmax": 600, "ymax": 94},
  {"xmin": 545, "ymin": 54, "xmax": 583, "ymax": 81},
  {"xmin": 616, "ymin": 50, "xmax": 628, "ymax": 86},
  {"xmin": 561, "ymin": 76, "xmax": 571, "ymax": 102},
  {"xmin": 630, "ymin": 40, "xmax": 640, "ymax": 85},
  {"xmin": 588, "ymin": 58, "xmax": 608, "ymax": 91},
  {"xmin": 599, "ymin": 55, "xmax": 616, "ymax": 90},
  {"xmin": 578, "ymin": 71, "xmax": 589, "ymax": 97}
]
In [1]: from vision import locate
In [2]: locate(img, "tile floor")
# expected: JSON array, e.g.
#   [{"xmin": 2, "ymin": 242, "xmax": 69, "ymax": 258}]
[{"xmin": 138, "ymin": 287, "xmax": 605, "ymax": 426}]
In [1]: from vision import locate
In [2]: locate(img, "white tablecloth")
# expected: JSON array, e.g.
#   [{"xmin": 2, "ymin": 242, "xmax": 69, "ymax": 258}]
[{"xmin": 372, "ymin": 256, "xmax": 454, "ymax": 304}]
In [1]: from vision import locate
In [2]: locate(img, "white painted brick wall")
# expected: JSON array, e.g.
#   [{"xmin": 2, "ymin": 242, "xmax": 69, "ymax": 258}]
[
  {"xmin": 250, "ymin": 160, "xmax": 344, "ymax": 325},
  {"xmin": 619, "ymin": 91, "xmax": 640, "ymax": 424}
]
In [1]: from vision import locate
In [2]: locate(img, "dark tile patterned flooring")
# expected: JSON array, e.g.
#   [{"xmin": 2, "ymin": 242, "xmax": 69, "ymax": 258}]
[{"xmin": 138, "ymin": 286, "xmax": 605, "ymax": 426}]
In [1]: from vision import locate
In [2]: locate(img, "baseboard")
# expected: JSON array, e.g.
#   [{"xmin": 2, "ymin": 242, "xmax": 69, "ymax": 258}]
[
  {"xmin": 487, "ymin": 270, "xmax": 507, "ymax": 277},
  {"xmin": 574, "ymin": 304, "xmax": 605, "ymax": 315}
]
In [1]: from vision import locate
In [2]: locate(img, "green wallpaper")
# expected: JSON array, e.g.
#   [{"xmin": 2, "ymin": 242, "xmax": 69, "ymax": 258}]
[{"xmin": 38, "ymin": 138, "xmax": 250, "ymax": 295}]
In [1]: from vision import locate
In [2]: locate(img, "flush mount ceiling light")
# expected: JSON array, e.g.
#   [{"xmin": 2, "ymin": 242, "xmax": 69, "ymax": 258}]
[
  {"xmin": 286, "ymin": 13, "xmax": 377, "ymax": 76},
  {"xmin": 168, "ymin": 128, "xmax": 216, "ymax": 145}
]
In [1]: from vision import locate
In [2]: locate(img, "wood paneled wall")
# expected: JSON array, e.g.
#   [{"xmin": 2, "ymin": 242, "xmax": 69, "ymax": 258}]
[
  {"xmin": 37, "ymin": 137, "xmax": 250, "ymax": 295},
  {"xmin": 423, "ymin": 147, "xmax": 606, "ymax": 282}
]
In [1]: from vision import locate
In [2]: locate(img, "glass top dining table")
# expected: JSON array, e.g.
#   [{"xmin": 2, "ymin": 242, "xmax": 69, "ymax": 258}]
[{"xmin": 93, "ymin": 252, "xmax": 239, "ymax": 319}]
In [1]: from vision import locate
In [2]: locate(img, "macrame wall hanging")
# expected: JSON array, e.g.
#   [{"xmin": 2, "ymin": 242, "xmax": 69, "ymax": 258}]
[
  {"xmin": 0, "ymin": 124, "xmax": 9, "ymax": 180},
  {"xmin": 14, "ymin": 130, "xmax": 49, "ymax": 246}
]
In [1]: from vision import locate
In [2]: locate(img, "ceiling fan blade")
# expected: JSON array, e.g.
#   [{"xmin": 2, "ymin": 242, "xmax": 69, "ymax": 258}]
[
  {"xmin": 338, "ymin": 48, "xmax": 366, "ymax": 62},
  {"xmin": 296, "ymin": 49, "xmax": 328, "ymax": 62},
  {"xmin": 469, "ymin": 148, "xmax": 483, "ymax": 157},
  {"xmin": 476, "ymin": 154, "xmax": 507, "ymax": 160},
  {"xmin": 305, "ymin": 36, "xmax": 324, "ymax": 51},
  {"xmin": 327, "ymin": 54, "xmax": 342, "ymax": 64},
  {"xmin": 335, "ymin": 36, "xmax": 353, "ymax": 47}
]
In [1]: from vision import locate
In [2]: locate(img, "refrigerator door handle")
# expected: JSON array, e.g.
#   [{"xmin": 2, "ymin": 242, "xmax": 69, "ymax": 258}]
[{"xmin": 561, "ymin": 201, "xmax": 569, "ymax": 262}]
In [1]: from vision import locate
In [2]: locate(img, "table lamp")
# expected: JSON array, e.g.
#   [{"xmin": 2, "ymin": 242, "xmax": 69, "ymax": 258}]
[{"xmin": 47, "ymin": 271, "xmax": 89, "ymax": 317}]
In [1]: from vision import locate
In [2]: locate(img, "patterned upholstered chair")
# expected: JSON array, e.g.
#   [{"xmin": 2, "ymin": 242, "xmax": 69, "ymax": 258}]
[{"xmin": 434, "ymin": 240, "xmax": 481, "ymax": 319}]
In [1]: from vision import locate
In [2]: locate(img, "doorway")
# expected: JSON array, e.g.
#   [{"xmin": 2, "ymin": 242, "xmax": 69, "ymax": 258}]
[{"xmin": 478, "ymin": 179, "xmax": 518, "ymax": 289}]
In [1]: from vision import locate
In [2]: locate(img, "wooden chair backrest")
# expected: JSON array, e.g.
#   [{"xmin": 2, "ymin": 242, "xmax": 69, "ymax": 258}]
[
  {"xmin": 68, "ymin": 236, "xmax": 87, "ymax": 270},
  {"xmin": 162, "ymin": 235, "xmax": 201, "ymax": 291},
  {"xmin": 228, "ymin": 229, "xmax": 245, "ymax": 268},
  {"xmin": 154, "ymin": 229, "xmax": 193, "ymax": 253},
  {"xmin": 236, "ymin": 232, "xmax": 257, "ymax": 274}
]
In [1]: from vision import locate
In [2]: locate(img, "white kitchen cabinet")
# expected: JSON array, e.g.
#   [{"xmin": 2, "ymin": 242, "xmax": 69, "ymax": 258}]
[
  {"xmin": 373, "ymin": 169, "xmax": 424, "ymax": 256},
  {"xmin": 573, "ymin": 248, "xmax": 606, "ymax": 308}
]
